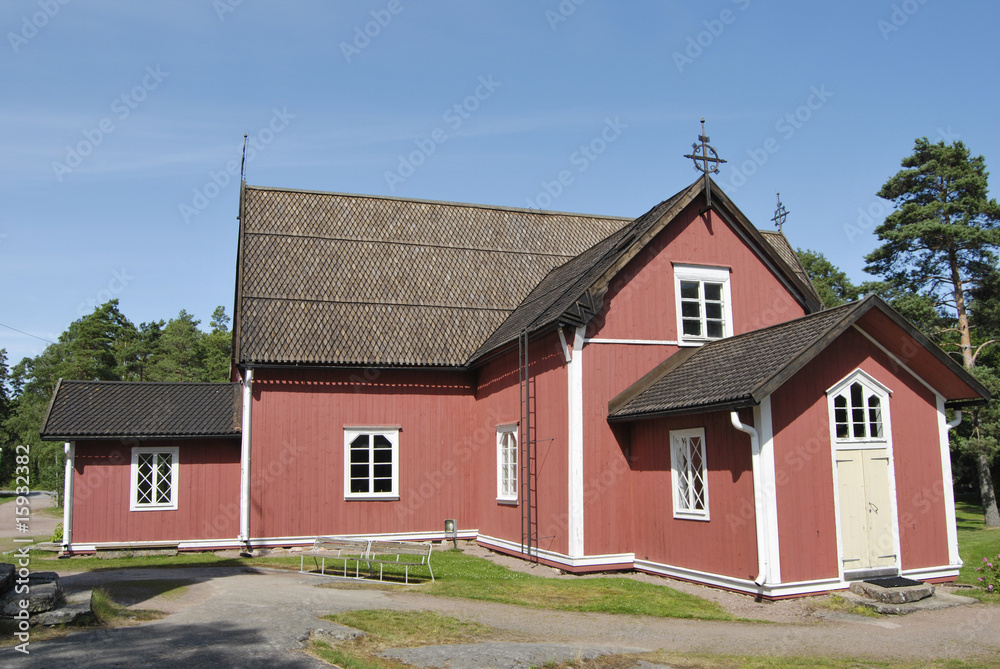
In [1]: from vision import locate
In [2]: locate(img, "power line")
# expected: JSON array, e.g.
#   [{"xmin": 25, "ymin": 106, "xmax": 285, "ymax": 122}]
[{"xmin": 0, "ymin": 322, "xmax": 56, "ymax": 345}]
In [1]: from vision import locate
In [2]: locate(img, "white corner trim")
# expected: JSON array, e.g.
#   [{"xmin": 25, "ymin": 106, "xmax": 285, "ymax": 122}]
[
  {"xmin": 937, "ymin": 396, "xmax": 962, "ymax": 567},
  {"xmin": 583, "ymin": 338, "xmax": 680, "ymax": 346},
  {"xmin": 62, "ymin": 442, "xmax": 74, "ymax": 550},
  {"xmin": 558, "ymin": 326, "xmax": 572, "ymax": 363},
  {"xmin": 756, "ymin": 397, "xmax": 782, "ymax": 584},
  {"xmin": 567, "ymin": 325, "xmax": 586, "ymax": 558},
  {"xmin": 239, "ymin": 368, "xmax": 254, "ymax": 542},
  {"xmin": 477, "ymin": 534, "xmax": 633, "ymax": 568}
]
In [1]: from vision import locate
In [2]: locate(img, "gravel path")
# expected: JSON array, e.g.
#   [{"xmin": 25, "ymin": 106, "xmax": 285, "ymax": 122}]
[
  {"xmin": 2, "ymin": 559, "xmax": 997, "ymax": 667},
  {"xmin": 0, "ymin": 493, "xmax": 59, "ymax": 540}
]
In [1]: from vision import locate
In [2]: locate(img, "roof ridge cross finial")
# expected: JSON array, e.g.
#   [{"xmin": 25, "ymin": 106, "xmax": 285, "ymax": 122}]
[
  {"xmin": 771, "ymin": 192, "xmax": 789, "ymax": 232},
  {"xmin": 683, "ymin": 117, "xmax": 726, "ymax": 209}
]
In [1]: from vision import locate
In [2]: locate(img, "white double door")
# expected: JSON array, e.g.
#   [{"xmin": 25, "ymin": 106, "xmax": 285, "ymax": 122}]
[{"xmin": 836, "ymin": 446, "xmax": 899, "ymax": 576}]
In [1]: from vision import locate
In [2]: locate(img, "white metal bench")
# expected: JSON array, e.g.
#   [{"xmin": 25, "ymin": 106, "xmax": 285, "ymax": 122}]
[{"xmin": 298, "ymin": 537, "xmax": 434, "ymax": 584}]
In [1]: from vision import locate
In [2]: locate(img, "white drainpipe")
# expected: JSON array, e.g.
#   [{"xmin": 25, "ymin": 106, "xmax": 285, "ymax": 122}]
[
  {"xmin": 946, "ymin": 410, "xmax": 963, "ymax": 430},
  {"xmin": 62, "ymin": 442, "xmax": 74, "ymax": 552},
  {"xmin": 239, "ymin": 369, "xmax": 254, "ymax": 548},
  {"xmin": 730, "ymin": 412, "xmax": 768, "ymax": 587}
]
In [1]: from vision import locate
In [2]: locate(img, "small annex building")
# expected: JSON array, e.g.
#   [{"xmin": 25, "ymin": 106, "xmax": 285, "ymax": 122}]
[{"xmin": 41, "ymin": 176, "xmax": 989, "ymax": 598}]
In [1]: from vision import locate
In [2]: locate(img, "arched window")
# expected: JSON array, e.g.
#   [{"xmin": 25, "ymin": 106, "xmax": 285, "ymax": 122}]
[{"xmin": 828, "ymin": 371, "xmax": 891, "ymax": 444}]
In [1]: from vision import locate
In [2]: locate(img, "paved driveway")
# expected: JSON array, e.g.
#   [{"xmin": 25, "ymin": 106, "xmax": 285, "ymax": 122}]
[{"xmin": 4, "ymin": 566, "xmax": 999, "ymax": 668}]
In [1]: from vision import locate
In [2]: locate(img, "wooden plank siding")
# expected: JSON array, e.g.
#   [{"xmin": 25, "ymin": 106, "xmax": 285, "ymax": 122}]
[
  {"xmin": 249, "ymin": 368, "xmax": 475, "ymax": 540},
  {"xmin": 626, "ymin": 411, "xmax": 759, "ymax": 580},
  {"xmin": 71, "ymin": 439, "xmax": 240, "ymax": 544},
  {"xmin": 771, "ymin": 327, "xmax": 950, "ymax": 582},
  {"xmin": 579, "ymin": 200, "xmax": 809, "ymax": 562}
]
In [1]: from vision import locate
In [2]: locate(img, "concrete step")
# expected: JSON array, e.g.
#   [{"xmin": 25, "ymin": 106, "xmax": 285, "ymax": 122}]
[
  {"xmin": 849, "ymin": 579, "xmax": 934, "ymax": 604},
  {"xmin": 841, "ymin": 589, "xmax": 977, "ymax": 615}
]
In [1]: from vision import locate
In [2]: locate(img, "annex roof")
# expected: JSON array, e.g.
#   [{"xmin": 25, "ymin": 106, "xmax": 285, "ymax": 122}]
[
  {"xmin": 39, "ymin": 380, "xmax": 242, "ymax": 440},
  {"xmin": 608, "ymin": 295, "xmax": 990, "ymax": 421},
  {"xmin": 235, "ymin": 185, "xmax": 630, "ymax": 367}
]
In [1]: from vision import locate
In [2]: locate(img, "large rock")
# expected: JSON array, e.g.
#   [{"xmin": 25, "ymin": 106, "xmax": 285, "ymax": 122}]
[
  {"xmin": 0, "ymin": 563, "xmax": 13, "ymax": 594},
  {"xmin": 0, "ymin": 580, "xmax": 65, "ymax": 616},
  {"xmin": 849, "ymin": 580, "xmax": 934, "ymax": 604}
]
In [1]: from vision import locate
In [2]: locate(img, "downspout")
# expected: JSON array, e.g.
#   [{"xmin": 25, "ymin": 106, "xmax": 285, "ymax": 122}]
[
  {"xmin": 62, "ymin": 442, "xmax": 74, "ymax": 554},
  {"xmin": 239, "ymin": 368, "xmax": 254, "ymax": 550},
  {"xmin": 947, "ymin": 410, "xmax": 963, "ymax": 431},
  {"xmin": 730, "ymin": 412, "xmax": 768, "ymax": 587},
  {"xmin": 945, "ymin": 409, "xmax": 963, "ymax": 565}
]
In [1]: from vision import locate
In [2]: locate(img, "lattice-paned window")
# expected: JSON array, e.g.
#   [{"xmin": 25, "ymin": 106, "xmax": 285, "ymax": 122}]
[
  {"xmin": 344, "ymin": 429, "xmax": 399, "ymax": 499},
  {"xmin": 829, "ymin": 372, "xmax": 890, "ymax": 444},
  {"xmin": 670, "ymin": 428, "xmax": 709, "ymax": 520},
  {"xmin": 674, "ymin": 265, "xmax": 733, "ymax": 344},
  {"xmin": 496, "ymin": 426, "xmax": 518, "ymax": 502},
  {"xmin": 130, "ymin": 447, "xmax": 178, "ymax": 511}
]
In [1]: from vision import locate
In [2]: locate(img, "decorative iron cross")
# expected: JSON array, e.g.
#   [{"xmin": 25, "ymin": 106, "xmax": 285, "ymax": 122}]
[
  {"xmin": 683, "ymin": 118, "xmax": 726, "ymax": 208},
  {"xmin": 771, "ymin": 192, "xmax": 789, "ymax": 232}
]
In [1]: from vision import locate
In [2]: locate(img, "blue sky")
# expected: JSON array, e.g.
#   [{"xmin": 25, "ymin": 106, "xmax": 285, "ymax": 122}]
[{"xmin": 2, "ymin": 0, "xmax": 998, "ymax": 366}]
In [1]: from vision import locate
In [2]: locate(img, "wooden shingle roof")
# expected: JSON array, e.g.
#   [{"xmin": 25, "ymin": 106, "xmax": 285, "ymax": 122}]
[
  {"xmin": 608, "ymin": 296, "xmax": 990, "ymax": 420},
  {"xmin": 235, "ymin": 185, "xmax": 630, "ymax": 367},
  {"xmin": 40, "ymin": 380, "xmax": 242, "ymax": 440}
]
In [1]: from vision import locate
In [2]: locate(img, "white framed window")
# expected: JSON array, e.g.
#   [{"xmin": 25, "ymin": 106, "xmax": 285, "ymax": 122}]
[
  {"xmin": 673, "ymin": 264, "xmax": 733, "ymax": 344},
  {"xmin": 827, "ymin": 370, "xmax": 891, "ymax": 447},
  {"xmin": 130, "ymin": 446, "xmax": 179, "ymax": 511},
  {"xmin": 344, "ymin": 428, "xmax": 399, "ymax": 500},
  {"xmin": 496, "ymin": 425, "xmax": 518, "ymax": 503},
  {"xmin": 670, "ymin": 428, "xmax": 709, "ymax": 520}
]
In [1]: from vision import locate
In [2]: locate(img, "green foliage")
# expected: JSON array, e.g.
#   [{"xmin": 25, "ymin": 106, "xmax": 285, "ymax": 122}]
[
  {"xmin": 796, "ymin": 249, "xmax": 860, "ymax": 307},
  {"xmin": 52, "ymin": 522, "xmax": 63, "ymax": 543},
  {"xmin": 974, "ymin": 553, "xmax": 1000, "ymax": 594},
  {"xmin": 864, "ymin": 138, "xmax": 1000, "ymax": 323},
  {"xmin": 0, "ymin": 303, "xmax": 232, "ymax": 488}
]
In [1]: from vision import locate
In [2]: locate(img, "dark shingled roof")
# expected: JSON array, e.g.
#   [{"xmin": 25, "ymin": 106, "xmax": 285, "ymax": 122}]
[
  {"xmin": 759, "ymin": 230, "xmax": 820, "ymax": 305},
  {"xmin": 40, "ymin": 381, "xmax": 242, "ymax": 440},
  {"xmin": 236, "ymin": 185, "xmax": 630, "ymax": 367},
  {"xmin": 608, "ymin": 295, "xmax": 988, "ymax": 420}
]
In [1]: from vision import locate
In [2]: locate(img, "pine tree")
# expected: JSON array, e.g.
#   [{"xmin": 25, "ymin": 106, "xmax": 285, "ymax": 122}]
[{"xmin": 865, "ymin": 138, "xmax": 1000, "ymax": 526}]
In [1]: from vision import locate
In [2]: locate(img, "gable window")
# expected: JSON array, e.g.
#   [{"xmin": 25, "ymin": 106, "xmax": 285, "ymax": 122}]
[
  {"xmin": 496, "ymin": 425, "xmax": 518, "ymax": 503},
  {"xmin": 673, "ymin": 265, "xmax": 733, "ymax": 344},
  {"xmin": 344, "ymin": 428, "xmax": 399, "ymax": 499},
  {"xmin": 130, "ymin": 446, "xmax": 178, "ymax": 511},
  {"xmin": 670, "ymin": 428, "xmax": 709, "ymax": 520},
  {"xmin": 828, "ymin": 371, "xmax": 890, "ymax": 444}
]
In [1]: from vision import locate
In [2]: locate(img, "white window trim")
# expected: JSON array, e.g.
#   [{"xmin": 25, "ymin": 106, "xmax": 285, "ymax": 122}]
[
  {"xmin": 670, "ymin": 427, "xmax": 710, "ymax": 521},
  {"xmin": 129, "ymin": 446, "xmax": 179, "ymax": 512},
  {"xmin": 826, "ymin": 369, "xmax": 893, "ymax": 449},
  {"xmin": 496, "ymin": 424, "xmax": 519, "ymax": 504},
  {"xmin": 673, "ymin": 264, "xmax": 734, "ymax": 345},
  {"xmin": 344, "ymin": 428, "xmax": 400, "ymax": 500}
]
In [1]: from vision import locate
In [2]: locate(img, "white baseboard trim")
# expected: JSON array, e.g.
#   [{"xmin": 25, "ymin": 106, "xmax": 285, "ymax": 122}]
[
  {"xmin": 634, "ymin": 559, "xmax": 846, "ymax": 598},
  {"xmin": 477, "ymin": 533, "xmax": 634, "ymax": 569},
  {"xmin": 68, "ymin": 528, "xmax": 479, "ymax": 553},
  {"xmin": 901, "ymin": 564, "xmax": 961, "ymax": 581}
]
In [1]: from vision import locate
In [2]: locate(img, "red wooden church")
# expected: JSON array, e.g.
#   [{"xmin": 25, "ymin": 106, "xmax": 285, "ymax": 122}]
[{"xmin": 41, "ymin": 175, "xmax": 989, "ymax": 598}]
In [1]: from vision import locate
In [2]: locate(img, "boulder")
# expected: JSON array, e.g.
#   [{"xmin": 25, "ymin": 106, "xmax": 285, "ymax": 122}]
[
  {"xmin": 0, "ymin": 580, "xmax": 65, "ymax": 616},
  {"xmin": 33, "ymin": 601, "xmax": 90, "ymax": 626},
  {"xmin": 0, "ymin": 563, "xmax": 13, "ymax": 594}
]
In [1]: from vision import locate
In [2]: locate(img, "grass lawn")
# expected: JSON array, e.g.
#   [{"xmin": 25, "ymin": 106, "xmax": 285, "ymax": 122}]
[
  {"xmin": 955, "ymin": 499, "xmax": 1000, "ymax": 602},
  {"xmin": 309, "ymin": 609, "xmax": 498, "ymax": 668}
]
